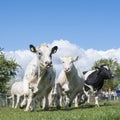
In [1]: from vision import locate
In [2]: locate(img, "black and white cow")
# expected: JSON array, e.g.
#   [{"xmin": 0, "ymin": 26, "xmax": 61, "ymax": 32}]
[{"xmin": 79, "ymin": 64, "xmax": 113, "ymax": 107}]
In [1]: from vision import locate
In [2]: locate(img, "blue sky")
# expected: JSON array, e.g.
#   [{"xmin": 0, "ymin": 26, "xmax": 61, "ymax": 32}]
[{"xmin": 0, "ymin": 0, "xmax": 120, "ymax": 51}]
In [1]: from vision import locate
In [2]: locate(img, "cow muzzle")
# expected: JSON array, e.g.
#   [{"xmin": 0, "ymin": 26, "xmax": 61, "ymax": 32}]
[
  {"xmin": 64, "ymin": 68, "xmax": 71, "ymax": 73},
  {"xmin": 45, "ymin": 61, "xmax": 52, "ymax": 68}
]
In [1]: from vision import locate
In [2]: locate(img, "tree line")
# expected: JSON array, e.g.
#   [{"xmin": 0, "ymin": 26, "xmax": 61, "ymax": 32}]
[{"xmin": 0, "ymin": 48, "xmax": 20, "ymax": 93}]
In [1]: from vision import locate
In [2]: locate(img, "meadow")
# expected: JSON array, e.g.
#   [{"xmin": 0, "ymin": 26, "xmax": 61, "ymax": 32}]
[{"xmin": 0, "ymin": 101, "xmax": 120, "ymax": 120}]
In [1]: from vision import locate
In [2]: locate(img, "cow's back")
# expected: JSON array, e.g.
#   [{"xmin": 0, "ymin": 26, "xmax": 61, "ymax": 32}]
[{"xmin": 11, "ymin": 81, "xmax": 24, "ymax": 96}]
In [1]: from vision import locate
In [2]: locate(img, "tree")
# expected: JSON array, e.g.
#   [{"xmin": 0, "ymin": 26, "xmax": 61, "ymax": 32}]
[
  {"xmin": 91, "ymin": 58, "xmax": 120, "ymax": 90},
  {"xmin": 0, "ymin": 48, "xmax": 20, "ymax": 93}
]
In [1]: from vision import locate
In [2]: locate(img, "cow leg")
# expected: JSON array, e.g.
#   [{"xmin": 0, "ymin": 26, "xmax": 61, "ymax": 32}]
[
  {"xmin": 12, "ymin": 95, "xmax": 15, "ymax": 108},
  {"xmin": 24, "ymin": 96, "xmax": 33, "ymax": 111},
  {"xmin": 95, "ymin": 94, "xmax": 99, "ymax": 107},
  {"xmin": 55, "ymin": 86, "xmax": 62, "ymax": 109},
  {"xmin": 64, "ymin": 93, "xmax": 74, "ymax": 109},
  {"xmin": 60, "ymin": 95, "xmax": 64, "ymax": 107},
  {"xmin": 64, "ymin": 92, "xmax": 77, "ymax": 109},
  {"xmin": 65, "ymin": 94, "xmax": 76, "ymax": 109},
  {"xmin": 31, "ymin": 95, "xmax": 43, "ymax": 111},
  {"xmin": 74, "ymin": 92, "xmax": 85, "ymax": 107},
  {"xmin": 32, "ymin": 77, "xmax": 41, "ymax": 94},
  {"xmin": 78, "ymin": 93, "xmax": 88, "ymax": 105},
  {"xmin": 55, "ymin": 94, "xmax": 61, "ymax": 109},
  {"xmin": 66, "ymin": 88, "xmax": 83, "ymax": 108},
  {"xmin": 30, "ymin": 96, "xmax": 37, "ymax": 112},
  {"xmin": 87, "ymin": 94, "xmax": 90, "ymax": 103},
  {"xmin": 42, "ymin": 95, "xmax": 49, "ymax": 110},
  {"xmin": 74, "ymin": 95, "xmax": 79, "ymax": 107},
  {"xmin": 65, "ymin": 95, "xmax": 70, "ymax": 109},
  {"xmin": 68, "ymin": 92, "xmax": 79, "ymax": 108},
  {"xmin": 20, "ymin": 95, "xmax": 27, "ymax": 107},
  {"xmin": 49, "ymin": 93, "xmax": 57, "ymax": 108},
  {"xmin": 15, "ymin": 95, "xmax": 20, "ymax": 108},
  {"xmin": 39, "ymin": 97, "xmax": 43, "ymax": 108},
  {"xmin": 24, "ymin": 90, "xmax": 33, "ymax": 111},
  {"xmin": 83, "ymin": 90, "xmax": 89, "ymax": 103},
  {"xmin": 49, "ymin": 93, "xmax": 54, "ymax": 108}
]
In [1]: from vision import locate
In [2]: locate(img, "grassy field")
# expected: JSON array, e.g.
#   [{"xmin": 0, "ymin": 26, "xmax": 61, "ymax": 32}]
[{"xmin": 0, "ymin": 101, "xmax": 120, "ymax": 120}]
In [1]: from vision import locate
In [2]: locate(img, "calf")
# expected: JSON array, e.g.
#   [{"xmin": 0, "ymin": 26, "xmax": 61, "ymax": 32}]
[
  {"xmin": 21, "ymin": 44, "xmax": 58, "ymax": 111},
  {"xmin": 9, "ymin": 81, "xmax": 24, "ymax": 108},
  {"xmin": 82, "ymin": 64, "xmax": 113, "ymax": 106},
  {"xmin": 55, "ymin": 55, "xmax": 85, "ymax": 109}
]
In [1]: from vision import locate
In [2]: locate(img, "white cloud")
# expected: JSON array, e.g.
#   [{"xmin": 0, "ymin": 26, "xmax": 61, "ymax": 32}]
[{"xmin": 4, "ymin": 40, "xmax": 120, "ymax": 79}]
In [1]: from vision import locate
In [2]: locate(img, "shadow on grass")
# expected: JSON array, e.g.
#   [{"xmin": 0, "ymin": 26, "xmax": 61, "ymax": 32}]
[
  {"xmin": 36, "ymin": 101, "xmax": 114, "ymax": 112},
  {"xmin": 36, "ymin": 104, "xmax": 99, "ymax": 112}
]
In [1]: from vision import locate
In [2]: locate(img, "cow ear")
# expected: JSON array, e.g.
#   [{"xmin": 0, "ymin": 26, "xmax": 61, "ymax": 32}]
[
  {"xmin": 73, "ymin": 56, "xmax": 79, "ymax": 62},
  {"xmin": 29, "ymin": 44, "xmax": 36, "ymax": 53},
  {"xmin": 51, "ymin": 46, "xmax": 58, "ymax": 54}
]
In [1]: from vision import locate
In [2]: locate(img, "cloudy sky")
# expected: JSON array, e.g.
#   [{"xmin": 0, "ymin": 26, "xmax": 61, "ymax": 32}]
[
  {"xmin": 4, "ymin": 40, "xmax": 120, "ymax": 79},
  {"xmin": 0, "ymin": 1, "xmax": 120, "ymax": 79}
]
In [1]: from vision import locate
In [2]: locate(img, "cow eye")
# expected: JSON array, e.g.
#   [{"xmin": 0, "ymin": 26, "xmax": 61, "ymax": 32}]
[{"xmin": 38, "ymin": 52, "xmax": 42, "ymax": 56}]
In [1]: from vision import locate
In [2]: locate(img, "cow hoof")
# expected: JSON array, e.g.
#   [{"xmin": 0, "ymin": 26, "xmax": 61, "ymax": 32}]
[
  {"xmin": 33, "ymin": 88, "xmax": 38, "ymax": 94},
  {"xmin": 30, "ymin": 109, "xmax": 35, "ymax": 112},
  {"xmin": 24, "ymin": 109, "xmax": 29, "ymax": 112},
  {"xmin": 20, "ymin": 104, "xmax": 26, "ymax": 109},
  {"xmin": 75, "ymin": 105, "xmax": 78, "ymax": 108},
  {"xmin": 68, "ymin": 103, "xmax": 71, "ymax": 107},
  {"xmin": 15, "ymin": 106, "xmax": 17, "ymax": 109}
]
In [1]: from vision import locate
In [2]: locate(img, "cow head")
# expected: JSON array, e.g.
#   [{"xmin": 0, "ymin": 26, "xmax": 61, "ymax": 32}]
[
  {"xmin": 97, "ymin": 64, "xmax": 113, "ymax": 79},
  {"xmin": 29, "ymin": 44, "xmax": 58, "ymax": 68},
  {"xmin": 60, "ymin": 56, "xmax": 79, "ymax": 73}
]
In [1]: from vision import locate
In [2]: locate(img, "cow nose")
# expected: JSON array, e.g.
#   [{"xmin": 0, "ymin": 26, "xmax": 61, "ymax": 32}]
[
  {"xmin": 65, "ymin": 68, "xmax": 70, "ymax": 72},
  {"xmin": 45, "ymin": 61, "xmax": 52, "ymax": 65}
]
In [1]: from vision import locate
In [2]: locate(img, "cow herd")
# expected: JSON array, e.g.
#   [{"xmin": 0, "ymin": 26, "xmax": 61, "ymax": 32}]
[{"xmin": 9, "ymin": 43, "xmax": 113, "ymax": 112}]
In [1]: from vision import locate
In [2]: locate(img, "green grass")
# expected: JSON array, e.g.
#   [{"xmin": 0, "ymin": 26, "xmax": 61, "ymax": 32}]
[{"xmin": 0, "ymin": 101, "xmax": 120, "ymax": 120}]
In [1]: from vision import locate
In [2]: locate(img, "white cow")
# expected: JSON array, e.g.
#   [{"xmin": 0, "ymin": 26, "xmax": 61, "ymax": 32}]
[
  {"xmin": 9, "ymin": 81, "xmax": 24, "ymax": 108},
  {"xmin": 20, "ymin": 44, "xmax": 58, "ymax": 111},
  {"xmin": 55, "ymin": 55, "xmax": 85, "ymax": 109}
]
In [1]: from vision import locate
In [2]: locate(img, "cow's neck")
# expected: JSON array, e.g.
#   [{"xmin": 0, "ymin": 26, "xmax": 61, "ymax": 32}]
[
  {"xmin": 97, "ymin": 73, "xmax": 106, "ymax": 82},
  {"xmin": 37, "ymin": 59, "xmax": 47, "ymax": 77},
  {"xmin": 94, "ymin": 74, "xmax": 105, "ymax": 90},
  {"xmin": 36, "ymin": 61, "xmax": 48, "ymax": 87},
  {"xmin": 38, "ymin": 66, "xmax": 47, "ymax": 77}
]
